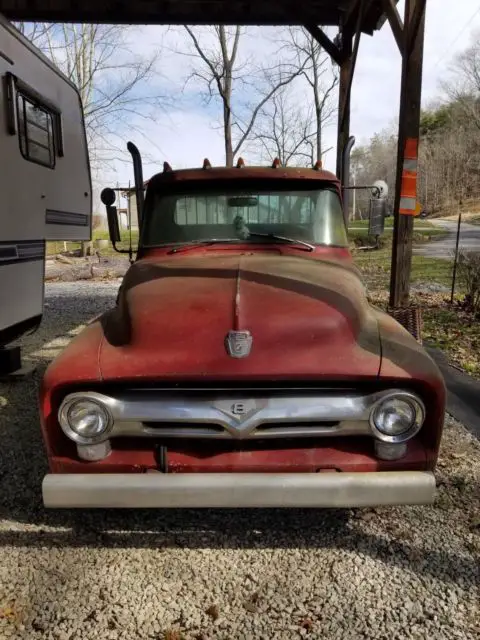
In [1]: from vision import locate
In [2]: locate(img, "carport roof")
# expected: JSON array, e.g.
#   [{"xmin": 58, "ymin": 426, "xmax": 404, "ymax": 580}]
[{"xmin": 0, "ymin": 0, "xmax": 392, "ymax": 35}]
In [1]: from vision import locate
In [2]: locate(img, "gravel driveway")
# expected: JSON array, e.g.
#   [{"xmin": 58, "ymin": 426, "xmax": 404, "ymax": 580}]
[{"xmin": 0, "ymin": 282, "xmax": 479, "ymax": 640}]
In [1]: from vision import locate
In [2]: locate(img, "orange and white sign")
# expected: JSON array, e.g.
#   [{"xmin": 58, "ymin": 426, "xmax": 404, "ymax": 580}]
[{"xmin": 400, "ymin": 137, "xmax": 418, "ymax": 215}]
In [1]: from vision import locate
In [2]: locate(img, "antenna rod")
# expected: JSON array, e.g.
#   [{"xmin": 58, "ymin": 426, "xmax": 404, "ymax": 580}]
[{"xmin": 127, "ymin": 141, "xmax": 144, "ymax": 229}]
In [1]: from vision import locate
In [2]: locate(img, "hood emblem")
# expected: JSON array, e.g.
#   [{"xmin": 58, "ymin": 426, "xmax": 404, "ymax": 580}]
[{"xmin": 225, "ymin": 330, "xmax": 253, "ymax": 358}]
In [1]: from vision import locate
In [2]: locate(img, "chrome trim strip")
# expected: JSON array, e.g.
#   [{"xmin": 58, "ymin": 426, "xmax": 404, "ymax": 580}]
[
  {"xmin": 43, "ymin": 471, "xmax": 436, "ymax": 508},
  {"xmin": 104, "ymin": 419, "xmax": 369, "ymax": 440},
  {"xmin": 59, "ymin": 389, "xmax": 425, "ymax": 442}
]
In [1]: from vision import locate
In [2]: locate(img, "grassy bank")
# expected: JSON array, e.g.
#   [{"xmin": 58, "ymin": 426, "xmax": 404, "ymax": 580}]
[
  {"xmin": 347, "ymin": 219, "xmax": 448, "ymax": 246},
  {"xmin": 348, "ymin": 217, "xmax": 433, "ymax": 229},
  {"xmin": 353, "ymin": 246, "xmax": 453, "ymax": 289},
  {"xmin": 353, "ymin": 240, "xmax": 480, "ymax": 380},
  {"xmin": 47, "ymin": 229, "xmax": 139, "ymax": 257}
]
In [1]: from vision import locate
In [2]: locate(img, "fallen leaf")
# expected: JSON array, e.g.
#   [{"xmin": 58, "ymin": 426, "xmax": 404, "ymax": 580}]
[
  {"xmin": 300, "ymin": 617, "xmax": 314, "ymax": 631},
  {"xmin": 205, "ymin": 604, "xmax": 219, "ymax": 621},
  {"xmin": 0, "ymin": 601, "xmax": 17, "ymax": 621}
]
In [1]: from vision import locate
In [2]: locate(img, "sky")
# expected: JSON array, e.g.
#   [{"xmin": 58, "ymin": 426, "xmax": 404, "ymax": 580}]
[{"xmin": 103, "ymin": 1, "xmax": 480, "ymax": 196}]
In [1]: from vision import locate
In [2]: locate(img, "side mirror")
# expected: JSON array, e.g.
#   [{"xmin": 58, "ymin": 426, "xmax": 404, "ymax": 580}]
[
  {"xmin": 101, "ymin": 188, "xmax": 120, "ymax": 245},
  {"xmin": 368, "ymin": 180, "xmax": 389, "ymax": 237}
]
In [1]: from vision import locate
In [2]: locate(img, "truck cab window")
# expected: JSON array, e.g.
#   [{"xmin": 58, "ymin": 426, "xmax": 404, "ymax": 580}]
[
  {"xmin": 143, "ymin": 187, "xmax": 348, "ymax": 248},
  {"xmin": 16, "ymin": 92, "xmax": 55, "ymax": 168}
]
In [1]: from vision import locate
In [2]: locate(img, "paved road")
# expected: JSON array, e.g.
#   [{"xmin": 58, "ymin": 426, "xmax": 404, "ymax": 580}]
[{"xmin": 414, "ymin": 219, "xmax": 480, "ymax": 259}]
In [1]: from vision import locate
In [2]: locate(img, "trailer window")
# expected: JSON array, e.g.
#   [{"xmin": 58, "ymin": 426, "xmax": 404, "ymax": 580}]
[{"xmin": 16, "ymin": 92, "xmax": 55, "ymax": 168}]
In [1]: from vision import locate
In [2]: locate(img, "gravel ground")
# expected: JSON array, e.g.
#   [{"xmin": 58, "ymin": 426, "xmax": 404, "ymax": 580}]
[{"xmin": 0, "ymin": 281, "xmax": 479, "ymax": 640}]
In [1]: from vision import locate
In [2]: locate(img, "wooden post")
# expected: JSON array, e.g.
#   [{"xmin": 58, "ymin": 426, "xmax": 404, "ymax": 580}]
[
  {"xmin": 389, "ymin": 0, "xmax": 426, "ymax": 308},
  {"xmin": 336, "ymin": 29, "xmax": 353, "ymax": 181},
  {"xmin": 450, "ymin": 208, "xmax": 462, "ymax": 304}
]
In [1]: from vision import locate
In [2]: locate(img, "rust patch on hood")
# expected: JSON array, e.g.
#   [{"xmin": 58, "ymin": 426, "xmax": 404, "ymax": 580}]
[{"xmin": 97, "ymin": 253, "xmax": 381, "ymax": 381}]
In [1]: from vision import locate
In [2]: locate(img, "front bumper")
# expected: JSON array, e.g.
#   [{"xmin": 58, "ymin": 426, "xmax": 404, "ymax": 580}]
[{"xmin": 42, "ymin": 471, "xmax": 436, "ymax": 508}]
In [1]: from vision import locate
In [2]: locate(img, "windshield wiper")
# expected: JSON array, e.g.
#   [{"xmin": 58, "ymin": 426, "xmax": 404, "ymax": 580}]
[
  {"xmin": 167, "ymin": 234, "xmax": 315, "ymax": 255},
  {"xmin": 246, "ymin": 232, "xmax": 314, "ymax": 252},
  {"xmin": 167, "ymin": 239, "xmax": 239, "ymax": 254}
]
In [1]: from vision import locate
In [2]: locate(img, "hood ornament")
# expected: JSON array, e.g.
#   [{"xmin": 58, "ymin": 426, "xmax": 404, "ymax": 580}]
[{"xmin": 225, "ymin": 330, "xmax": 253, "ymax": 358}]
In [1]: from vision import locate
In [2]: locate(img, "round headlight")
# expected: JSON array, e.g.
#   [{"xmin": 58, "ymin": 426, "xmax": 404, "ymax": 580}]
[
  {"xmin": 371, "ymin": 393, "xmax": 424, "ymax": 442},
  {"xmin": 61, "ymin": 398, "xmax": 111, "ymax": 442}
]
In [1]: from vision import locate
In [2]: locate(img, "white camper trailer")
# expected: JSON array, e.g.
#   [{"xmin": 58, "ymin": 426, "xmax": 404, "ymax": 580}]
[{"xmin": 0, "ymin": 16, "xmax": 91, "ymax": 373}]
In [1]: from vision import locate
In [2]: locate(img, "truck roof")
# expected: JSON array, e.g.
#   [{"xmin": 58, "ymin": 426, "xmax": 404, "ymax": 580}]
[{"xmin": 147, "ymin": 164, "xmax": 340, "ymax": 190}]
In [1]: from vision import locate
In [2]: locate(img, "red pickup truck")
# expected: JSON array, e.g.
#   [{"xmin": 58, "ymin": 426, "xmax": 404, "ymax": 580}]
[{"xmin": 40, "ymin": 162, "xmax": 445, "ymax": 508}]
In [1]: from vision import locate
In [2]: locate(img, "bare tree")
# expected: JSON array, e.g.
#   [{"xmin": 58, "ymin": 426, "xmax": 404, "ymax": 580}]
[
  {"xmin": 17, "ymin": 22, "xmax": 167, "ymax": 254},
  {"xmin": 348, "ymin": 29, "xmax": 480, "ymax": 220},
  {"xmin": 252, "ymin": 82, "xmax": 319, "ymax": 166},
  {"xmin": 16, "ymin": 23, "xmax": 166, "ymax": 174},
  {"xmin": 286, "ymin": 27, "xmax": 338, "ymax": 163},
  {"xmin": 443, "ymin": 30, "xmax": 480, "ymax": 131},
  {"xmin": 348, "ymin": 130, "xmax": 398, "ymax": 218},
  {"xmin": 183, "ymin": 26, "xmax": 302, "ymax": 166}
]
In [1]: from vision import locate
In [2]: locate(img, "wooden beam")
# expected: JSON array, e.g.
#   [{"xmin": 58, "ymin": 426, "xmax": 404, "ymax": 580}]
[
  {"xmin": 343, "ymin": 0, "xmax": 375, "ymax": 33},
  {"xmin": 389, "ymin": 0, "xmax": 426, "ymax": 308},
  {"xmin": 407, "ymin": 0, "xmax": 426, "ymax": 53},
  {"xmin": 336, "ymin": 30, "xmax": 353, "ymax": 180},
  {"xmin": 304, "ymin": 24, "xmax": 343, "ymax": 65},
  {"xmin": 337, "ymin": 0, "xmax": 365, "ymax": 175},
  {"xmin": 381, "ymin": 0, "xmax": 404, "ymax": 52}
]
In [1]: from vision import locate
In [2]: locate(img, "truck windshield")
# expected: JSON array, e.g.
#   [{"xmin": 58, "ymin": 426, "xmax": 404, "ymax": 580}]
[{"xmin": 142, "ymin": 186, "xmax": 347, "ymax": 248}]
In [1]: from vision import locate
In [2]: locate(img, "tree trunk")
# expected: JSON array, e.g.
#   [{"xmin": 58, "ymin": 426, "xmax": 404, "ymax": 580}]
[
  {"xmin": 223, "ymin": 64, "xmax": 233, "ymax": 166},
  {"xmin": 316, "ymin": 110, "xmax": 322, "ymax": 164},
  {"xmin": 224, "ymin": 102, "xmax": 234, "ymax": 167},
  {"xmin": 312, "ymin": 39, "xmax": 322, "ymax": 164}
]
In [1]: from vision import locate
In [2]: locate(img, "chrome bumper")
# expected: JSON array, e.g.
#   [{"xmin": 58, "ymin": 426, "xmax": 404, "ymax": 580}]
[{"xmin": 43, "ymin": 471, "xmax": 436, "ymax": 508}]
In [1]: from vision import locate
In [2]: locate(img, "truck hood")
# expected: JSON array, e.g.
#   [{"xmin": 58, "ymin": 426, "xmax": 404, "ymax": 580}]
[{"xmin": 98, "ymin": 253, "xmax": 381, "ymax": 381}]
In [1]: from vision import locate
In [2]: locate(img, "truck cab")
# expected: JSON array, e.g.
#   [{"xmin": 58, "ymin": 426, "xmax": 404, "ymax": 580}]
[{"xmin": 40, "ymin": 159, "xmax": 445, "ymax": 509}]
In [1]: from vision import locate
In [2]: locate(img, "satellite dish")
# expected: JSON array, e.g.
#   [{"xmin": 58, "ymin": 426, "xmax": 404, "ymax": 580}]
[{"xmin": 372, "ymin": 180, "xmax": 389, "ymax": 200}]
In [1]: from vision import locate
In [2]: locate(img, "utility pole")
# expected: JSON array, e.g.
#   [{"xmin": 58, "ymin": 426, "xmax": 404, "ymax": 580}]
[{"xmin": 389, "ymin": 0, "xmax": 426, "ymax": 308}]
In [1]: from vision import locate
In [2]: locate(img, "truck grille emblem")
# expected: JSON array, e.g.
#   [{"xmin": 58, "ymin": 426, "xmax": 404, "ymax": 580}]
[
  {"xmin": 225, "ymin": 330, "xmax": 252, "ymax": 358},
  {"xmin": 231, "ymin": 402, "xmax": 247, "ymax": 415}
]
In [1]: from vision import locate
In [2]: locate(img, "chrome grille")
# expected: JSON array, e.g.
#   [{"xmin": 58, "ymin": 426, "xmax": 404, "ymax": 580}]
[
  {"xmin": 141, "ymin": 419, "xmax": 345, "ymax": 439},
  {"xmin": 59, "ymin": 389, "xmax": 383, "ymax": 441}
]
